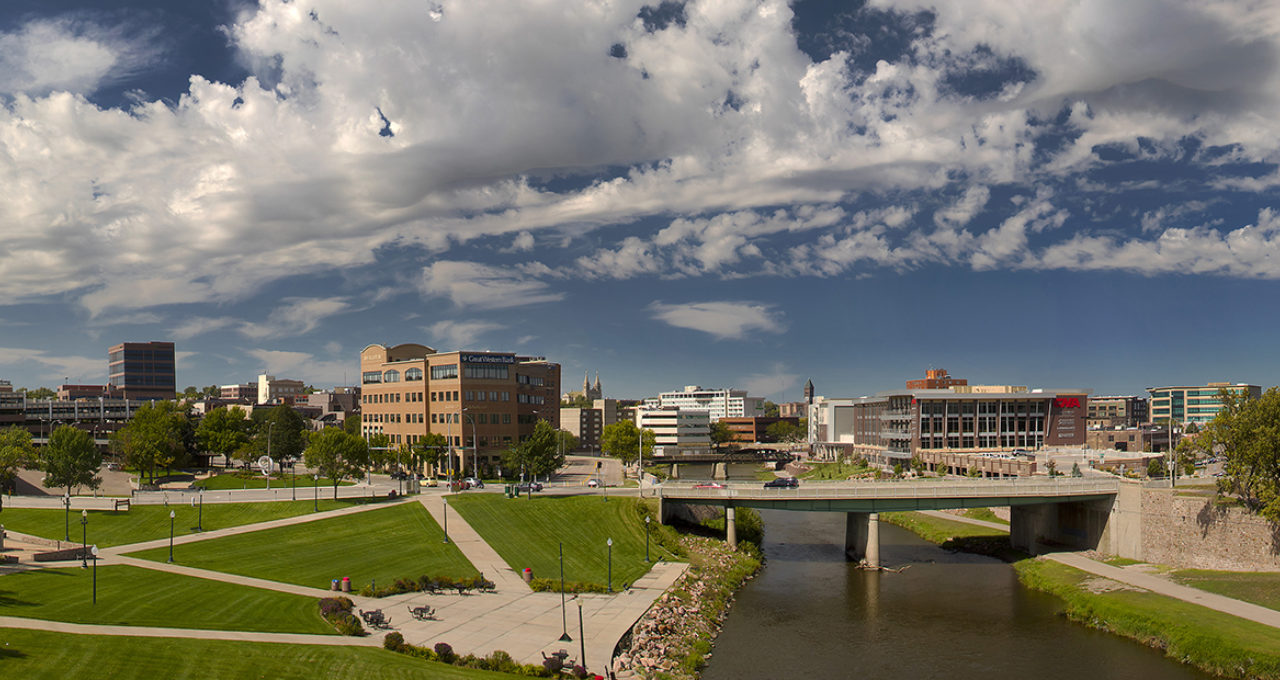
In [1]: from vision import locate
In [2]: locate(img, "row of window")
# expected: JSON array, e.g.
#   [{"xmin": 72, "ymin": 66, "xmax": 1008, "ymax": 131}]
[
  {"xmin": 516, "ymin": 374, "xmax": 545, "ymax": 386},
  {"xmin": 517, "ymin": 394, "xmax": 546, "ymax": 404},
  {"xmin": 465, "ymin": 365, "xmax": 509, "ymax": 380}
]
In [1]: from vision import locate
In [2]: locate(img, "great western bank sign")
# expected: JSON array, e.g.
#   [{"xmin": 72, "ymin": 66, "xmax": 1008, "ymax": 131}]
[{"xmin": 461, "ymin": 353, "xmax": 516, "ymax": 364}]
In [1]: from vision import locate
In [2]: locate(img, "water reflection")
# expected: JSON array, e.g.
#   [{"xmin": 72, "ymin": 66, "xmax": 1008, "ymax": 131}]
[{"xmin": 702, "ymin": 509, "xmax": 1209, "ymax": 680}]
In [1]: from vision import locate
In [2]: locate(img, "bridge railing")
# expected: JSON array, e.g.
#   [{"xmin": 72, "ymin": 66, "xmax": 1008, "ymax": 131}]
[{"xmin": 656, "ymin": 477, "xmax": 1120, "ymax": 500}]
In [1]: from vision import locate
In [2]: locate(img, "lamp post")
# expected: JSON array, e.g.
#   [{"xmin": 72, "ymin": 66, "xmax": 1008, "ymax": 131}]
[
  {"xmin": 558, "ymin": 542, "xmax": 572, "ymax": 642},
  {"xmin": 644, "ymin": 516, "xmax": 651, "ymax": 563},
  {"xmin": 167, "ymin": 509, "xmax": 175, "ymax": 562},
  {"xmin": 291, "ymin": 459, "xmax": 297, "ymax": 501},
  {"xmin": 442, "ymin": 497, "xmax": 450, "ymax": 544},
  {"xmin": 80, "ymin": 510, "xmax": 88, "ymax": 568},
  {"xmin": 313, "ymin": 473, "xmax": 319, "ymax": 512},
  {"xmin": 197, "ymin": 489, "xmax": 203, "ymax": 531},
  {"xmin": 606, "ymin": 537, "xmax": 613, "ymax": 593},
  {"xmin": 266, "ymin": 422, "xmax": 275, "ymax": 491},
  {"xmin": 90, "ymin": 545, "xmax": 98, "ymax": 604},
  {"xmin": 577, "ymin": 597, "xmax": 586, "ymax": 670},
  {"xmin": 462, "ymin": 409, "xmax": 478, "ymax": 481},
  {"xmin": 63, "ymin": 492, "xmax": 70, "ymax": 542}
]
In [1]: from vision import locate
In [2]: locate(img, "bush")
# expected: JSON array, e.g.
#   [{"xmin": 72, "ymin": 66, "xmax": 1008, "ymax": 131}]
[
  {"xmin": 317, "ymin": 597, "xmax": 365, "ymax": 636},
  {"xmin": 529, "ymin": 577, "xmax": 613, "ymax": 594},
  {"xmin": 571, "ymin": 664, "xmax": 588, "ymax": 678},
  {"xmin": 542, "ymin": 656, "xmax": 563, "ymax": 674},
  {"xmin": 434, "ymin": 642, "xmax": 455, "ymax": 664},
  {"xmin": 383, "ymin": 632, "xmax": 405, "ymax": 652}
]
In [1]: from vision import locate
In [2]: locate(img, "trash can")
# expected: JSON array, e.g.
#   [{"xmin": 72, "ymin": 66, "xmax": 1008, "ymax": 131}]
[
  {"xmin": 521, "ymin": 568, "xmax": 533, "ymax": 584},
  {"xmin": 505, "ymin": 485, "xmax": 514, "ymax": 499},
  {"xmin": 331, "ymin": 579, "xmax": 340, "ymax": 591},
  {"xmin": 341, "ymin": 576, "xmax": 351, "ymax": 592}
]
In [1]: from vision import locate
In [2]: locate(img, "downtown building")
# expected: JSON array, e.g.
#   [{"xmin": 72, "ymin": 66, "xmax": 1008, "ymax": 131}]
[
  {"xmin": 810, "ymin": 382, "xmax": 1088, "ymax": 474},
  {"xmin": 359, "ymin": 343, "xmax": 560, "ymax": 475},
  {"xmin": 643, "ymin": 385, "xmax": 765, "ymax": 422},
  {"xmin": 635, "ymin": 406, "xmax": 712, "ymax": 456},
  {"xmin": 107, "ymin": 341, "xmax": 176, "ymax": 401},
  {"xmin": 1147, "ymin": 382, "xmax": 1260, "ymax": 426}
]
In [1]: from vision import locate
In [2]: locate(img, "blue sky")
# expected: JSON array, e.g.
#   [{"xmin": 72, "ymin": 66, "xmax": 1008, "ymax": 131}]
[{"xmin": 2, "ymin": 0, "xmax": 1280, "ymax": 403}]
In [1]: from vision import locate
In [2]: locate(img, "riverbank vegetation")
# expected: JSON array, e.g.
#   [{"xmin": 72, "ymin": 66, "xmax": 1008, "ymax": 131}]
[{"xmin": 886, "ymin": 511, "xmax": 1280, "ymax": 679}]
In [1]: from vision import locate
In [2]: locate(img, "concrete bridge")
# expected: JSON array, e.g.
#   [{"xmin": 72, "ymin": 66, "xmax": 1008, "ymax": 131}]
[{"xmin": 650, "ymin": 478, "xmax": 1122, "ymax": 566}]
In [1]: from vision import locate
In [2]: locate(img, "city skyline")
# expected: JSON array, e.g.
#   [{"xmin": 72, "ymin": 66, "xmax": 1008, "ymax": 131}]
[{"xmin": 3, "ymin": 1, "xmax": 1280, "ymax": 401}]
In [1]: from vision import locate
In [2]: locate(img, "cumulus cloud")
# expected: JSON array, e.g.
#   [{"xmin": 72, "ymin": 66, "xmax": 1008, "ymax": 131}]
[
  {"xmin": 738, "ymin": 363, "xmax": 800, "ymax": 399},
  {"xmin": 239, "ymin": 298, "xmax": 354, "ymax": 339},
  {"xmin": 246, "ymin": 348, "xmax": 350, "ymax": 386},
  {"xmin": 0, "ymin": 16, "xmax": 159, "ymax": 97},
  {"xmin": 426, "ymin": 319, "xmax": 504, "ymax": 349},
  {"xmin": 648, "ymin": 301, "xmax": 785, "ymax": 340},
  {"xmin": 0, "ymin": 347, "xmax": 103, "ymax": 383},
  {"xmin": 421, "ymin": 261, "xmax": 563, "ymax": 309}
]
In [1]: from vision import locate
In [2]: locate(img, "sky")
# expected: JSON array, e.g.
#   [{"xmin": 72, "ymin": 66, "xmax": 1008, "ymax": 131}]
[{"xmin": 2, "ymin": 0, "xmax": 1280, "ymax": 403}]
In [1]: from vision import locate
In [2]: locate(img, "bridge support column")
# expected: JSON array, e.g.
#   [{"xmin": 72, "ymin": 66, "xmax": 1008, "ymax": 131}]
[
  {"xmin": 845, "ymin": 512, "xmax": 880, "ymax": 568},
  {"xmin": 725, "ymin": 505, "xmax": 737, "ymax": 550},
  {"xmin": 670, "ymin": 464, "xmax": 679, "ymax": 479},
  {"xmin": 712, "ymin": 462, "xmax": 728, "ymax": 480}
]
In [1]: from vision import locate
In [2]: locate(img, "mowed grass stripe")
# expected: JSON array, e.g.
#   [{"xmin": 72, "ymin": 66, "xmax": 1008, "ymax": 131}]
[
  {"xmin": 0, "ymin": 500, "xmax": 372, "ymax": 548},
  {"xmin": 195, "ymin": 475, "xmax": 354, "ymax": 490},
  {"xmin": 448, "ymin": 494, "xmax": 673, "ymax": 589},
  {"xmin": 126, "ymin": 502, "xmax": 476, "ymax": 590},
  {"xmin": 0, "ymin": 627, "xmax": 517, "ymax": 680},
  {"xmin": 0, "ymin": 565, "xmax": 333, "ymax": 635}
]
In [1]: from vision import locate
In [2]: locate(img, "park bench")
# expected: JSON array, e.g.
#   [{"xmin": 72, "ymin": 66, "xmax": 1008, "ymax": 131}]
[
  {"xmin": 408, "ymin": 605, "xmax": 435, "ymax": 621},
  {"xmin": 358, "ymin": 608, "xmax": 391, "ymax": 629}
]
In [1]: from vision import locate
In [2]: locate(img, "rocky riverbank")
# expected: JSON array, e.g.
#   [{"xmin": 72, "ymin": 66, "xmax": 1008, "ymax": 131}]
[{"xmin": 612, "ymin": 535, "xmax": 761, "ymax": 680}]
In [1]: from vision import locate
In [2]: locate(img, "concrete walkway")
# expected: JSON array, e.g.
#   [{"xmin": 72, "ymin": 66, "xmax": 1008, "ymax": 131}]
[
  {"xmin": 0, "ymin": 615, "xmax": 381, "ymax": 646},
  {"xmin": 918, "ymin": 510, "xmax": 1280, "ymax": 630},
  {"xmin": 418, "ymin": 495, "xmax": 529, "ymax": 593}
]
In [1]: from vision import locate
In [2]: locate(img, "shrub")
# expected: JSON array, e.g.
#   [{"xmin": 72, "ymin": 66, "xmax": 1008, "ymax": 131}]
[
  {"xmin": 571, "ymin": 664, "xmax": 589, "ymax": 678},
  {"xmin": 542, "ymin": 656, "xmax": 563, "ymax": 674},
  {"xmin": 317, "ymin": 597, "xmax": 365, "ymax": 636},
  {"xmin": 434, "ymin": 642, "xmax": 455, "ymax": 664},
  {"xmin": 383, "ymin": 632, "xmax": 405, "ymax": 652},
  {"xmin": 529, "ymin": 577, "xmax": 613, "ymax": 594}
]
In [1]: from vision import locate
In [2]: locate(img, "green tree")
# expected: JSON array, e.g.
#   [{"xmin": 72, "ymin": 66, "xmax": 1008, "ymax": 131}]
[
  {"xmin": 40, "ymin": 426, "xmax": 101, "ymax": 495},
  {"xmin": 1, "ymin": 427, "xmax": 36, "ymax": 505},
  {"xmin": 709, "ymin": 421, "xmax": 734, "ymax": 449},
  {"xmin": 343, "ymin": 413, "xmax": 361, "ymax": 437},
  {"xmin": 761, "ymin": 400, "xmax": 780, "ymax": 417},
  {"xmin": 561, "ymin": 394, "xmax": 592, "ymax": 408},
  {"xmin": 1183, "ymin": 421, "xmax": 1200, "ymax": 435},
  {"xmin": 501, "ymin": 420, "xmax": 565, "ymax": 480},
  {"xmin": 555, "ymin": 429, "xmax": 579, "ymax": 456},
  {"xmin": 909, "ymin": 456, "xmax": 926, "ymax": 476},
  {"xmin": 251, "ymin": 405, "xmax": 307, "ymax": 463},
  {"xmin": 1202, "ymin": 386, "xmax": 1280, "ymax": 521},
  {"xmin": 600, "ymin": 420, "xmax": 654, "ymax": 465},
  {"xmin": 413, "ymin": 432, "xmax": 448, "ymax": 474},
  {"xmin": 1045, "ymin": 460, "xmax": 1059, "ymax": 477},
  {"xmin": 765, "ymin": 420, "xmax": 805, "ymax": 444},
  {"xmin": 111, "ymin": 402, "xmax": 190, "ymax": 483},
  {"xmin": 23, "ymin": 387, "xmax": 56, "ymax": 400},
  {"xmin": 196, "ymin": 406, "xmax": 251, "ymax": 468},
  {"xmin": 304, "ymin": 427, "xmax": 370, "ymax": 499},
  {"xmin": 182, "ymin": 386, "xmax": 201, "ymax": 400},
  {"xmin": 1146, "ymin": 457, "xmax": 1166, "ymax": 478}
]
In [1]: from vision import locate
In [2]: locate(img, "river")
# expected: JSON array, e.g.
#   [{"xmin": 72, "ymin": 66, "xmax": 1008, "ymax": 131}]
[{"xmin": 701, "ymin": 509, "xmax": 1210, "ymax": 680}]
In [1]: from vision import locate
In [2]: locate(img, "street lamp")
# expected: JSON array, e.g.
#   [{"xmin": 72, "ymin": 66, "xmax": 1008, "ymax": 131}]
[
  {"xmin": 606, "ymin": 537, "xmax": 613, "ymax": 593},
  {"xmin": 266, "ymin": 422, "xmax": 275, "ymax": 492},
  {"xmin": 167, "ymin": 509, "xmax": 176, "ymax": 562},
  {"xmin": 80, "ymin": 510, "xmax": 88, "ymax": 568},
  {"xmin": 313, "ymin": 473, "xmax": 319, "ymax": 512},
  {"xmin": 90, "ymin": 544, "xmax": 98, "ymax": 604},
  {"xmin": 577, "ymin": 596, "xmax": 586, "ymax": 670},
  {"xmin": 291, "ymin": 458, "xmax": 297, "ymax": 501},
  {"xmin": 63, "ymin": 492, "xmax": 71, "ymax": 542},
  {"xmin": 192, "ymin": 492, "xmax": 203, "ymax": 532},
  {"xmin": 462, "ymin": 408, "xmax": 478, "ymax": 481},
  {"xmin": 644, "ymin": 516, "xmax": 651, "ymax": 563},
  {"xmin": 558, "ymin": 542, "xmax": 572, "ymax": 642}
]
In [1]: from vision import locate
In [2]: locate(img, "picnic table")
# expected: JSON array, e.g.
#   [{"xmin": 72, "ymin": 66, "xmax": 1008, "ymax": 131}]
[
  {"xmin": 358, "ymin": 608, "xmax": 392, "ymax": 629},
  {"xmin": 408, "ymin": 605, "xmax": 435, "ymax": 621}
]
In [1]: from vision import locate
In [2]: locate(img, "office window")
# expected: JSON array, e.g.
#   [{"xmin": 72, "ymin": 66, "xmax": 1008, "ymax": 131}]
[
  {"xmin": 431, "ymin": 364, "xmax": 458, "ymax": 380},
  {"xmin": 405, "ymin": 367, "xmax": 423, "ymax": 381},
  {"xmin": 383, "ymin": 370, "xmax": 401, "ymax": 383}
]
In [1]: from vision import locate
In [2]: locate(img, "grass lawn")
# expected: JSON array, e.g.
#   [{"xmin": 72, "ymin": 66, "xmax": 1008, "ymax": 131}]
[
  {"xmin": 1016, "ymin": 558, "xmax": 1280, "ymax": 679},
  {"xmin": 195, "ymin": 474, "xmax": 354, "ymax": 490},
  {"xmin": 960, "ymin": 508, "xmax": 1009, "ymax": 525},
  {"xmin": 880, "ymin": 511, "xmax": 1009, "ymax": 543},
  {"xmin": 0, "ymin": 628, "xmax": 516, "ymax": 680},
  {"xmin": 0, "ymin": 499, "xmax": 374, "ymax": 548},
  {"xmin": 448, "ymin": 494, "xmax": 676, "ymax": 590},
  {"xmin": 0, "ymin": 565, "xmax": 332, "ymax": 634},
  {"xmin": 127, "ymin": 502, "xmax": 476, "ymax": 590},
  {"xmin": 800, "ymin": 461, "xmax": 872, "ymax": 481},
  {"xmin": 1170, "ymin": 569, "xmax": 1280, "ymax": 611},
  {"xmin": 1103, "ymin": 556, "xmax": 1145, "ymax": 567}
]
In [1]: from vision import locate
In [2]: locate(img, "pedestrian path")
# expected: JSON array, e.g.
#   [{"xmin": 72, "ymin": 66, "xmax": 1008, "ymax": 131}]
[
  {"xmin": 917, "ymin": 509, "xmax": 1280, "ymax": 630},
  {"xmin": 418, "ymin": 495, "xmax": 530, "ymax": 592},
  {"xmin": 0, "ymin": 615, "xmax": 382, "ymax": 646}
]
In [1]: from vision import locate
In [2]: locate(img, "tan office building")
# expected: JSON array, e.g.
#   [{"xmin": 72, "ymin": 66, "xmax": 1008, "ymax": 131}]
[{"xmin": 359, "ymin": 343, "xmax": 560, "ymax": 475}]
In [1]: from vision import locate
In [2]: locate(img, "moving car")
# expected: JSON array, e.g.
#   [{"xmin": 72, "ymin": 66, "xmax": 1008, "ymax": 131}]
[
  {"xmin": 693, "ymin": 482, "xmax": 726, "ymax": 489},
  {"xmin": 764, "ymin": 476, "xmax": 800, "ymax": 489},
  {"xmin": 515, "ymin": 481, "xmax": 544, "ymax": 493},
  {"xmin": 463, "ymin": 477, "xmax": 484, "ymax": 489},
  {"xmin": 586, "ymin": 478, "xmax": 602, "ymax": 488}
]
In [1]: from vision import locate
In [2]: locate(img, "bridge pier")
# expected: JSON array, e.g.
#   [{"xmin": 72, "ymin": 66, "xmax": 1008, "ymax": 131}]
[
  {"xmin": 669, "ymin": 464, "xmax": 679, "ymax": 479},
  {"xmin": 725, "ymin": 505, "xmax": 737, "ymax": 550},
  {"xmin": 845, "ymin": 512, "xmax": 880, "ymax": 568},
  {"xmin": 712, "ymin": 462, "xmax": 728, "ymax": 480},
  {"xmin": 1010, "ymin": 498, "xmax": 1116, "ymax": 555}
]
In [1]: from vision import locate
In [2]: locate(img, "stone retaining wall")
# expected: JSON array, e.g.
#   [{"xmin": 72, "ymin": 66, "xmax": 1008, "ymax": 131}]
[{"xmin": 1139, "ymin": 488, "xmax": 1280, "ymax": 571}]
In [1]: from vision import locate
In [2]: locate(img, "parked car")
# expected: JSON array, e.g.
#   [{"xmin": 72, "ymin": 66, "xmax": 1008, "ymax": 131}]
[
  {"xmin": 764, "ymin": 476, "xmax": 800, "ymax": 489},
  {"xmin": 463, "ymin": 477, "xmax": 484, "ymax": 489},
  {"xmin": 425, "ymin": 477, "xmax": 439, "ymax": 487},
  {"xmin": 515, "ymin": 481, "xmax": 544, "ymax": 493},
  {"xmin": 693, "ymin": 482, "xmax": 726, "ymax": 489}
]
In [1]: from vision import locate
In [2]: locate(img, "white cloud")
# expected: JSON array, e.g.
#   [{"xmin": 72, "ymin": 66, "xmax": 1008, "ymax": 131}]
[
  {"xmin": 426, "ymin": 320, "xmax": 504, "ymax": 349},
  {"xmin": 421, "ymin": 261, "xmax": 563, "ymax": 309},
  {"xmin": 246, "ymin": 348, "xmax": 351, "ymax": 386},
  {"xmin": 239, "ymin": 297, "xmax": 353, "ymax": 339},
  {"xmin": 648, "ymin": 300, "xmax": 785, "ymax": 340},
  {"xmin": 738, "ymin": 363, "xmax": 800, "ymax": 400},
  {"xmin": 0, "ymin": 347, "xmax": 103, "ymax": 383},
  {"xmin": 0, "ymin": 17, "xmax": 158, "ymax": 97},
  {"xmin": 171, "ymin": 316, "xmax": 239, "ymax": 341}
]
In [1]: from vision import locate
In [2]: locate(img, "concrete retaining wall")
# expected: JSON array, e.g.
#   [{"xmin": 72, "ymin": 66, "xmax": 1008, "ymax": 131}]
[{"xmin": 1138, "ymin": 488, "xmax": 1280, "ymax": 571}]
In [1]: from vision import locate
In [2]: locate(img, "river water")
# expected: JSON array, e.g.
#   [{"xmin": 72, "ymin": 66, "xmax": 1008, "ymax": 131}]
[{"xmin": 702, "ymin": 509, "xmax": 1209, "ymax": 680}]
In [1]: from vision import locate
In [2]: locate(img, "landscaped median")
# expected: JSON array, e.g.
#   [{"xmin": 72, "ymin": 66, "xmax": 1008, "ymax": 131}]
[{"xmin": 883, "ymin": 511, "xmax": 1280, "ymax": 680}]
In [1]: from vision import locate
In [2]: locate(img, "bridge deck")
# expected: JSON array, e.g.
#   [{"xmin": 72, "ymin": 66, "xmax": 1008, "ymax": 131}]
[{"xmin": 654, "ymin": 478, "xmax": 1120, "ymax": 513}]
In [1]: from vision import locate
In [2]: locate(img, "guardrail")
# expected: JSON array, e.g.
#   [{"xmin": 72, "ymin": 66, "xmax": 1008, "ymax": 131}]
[{"xmin": 656, "ymin": 477, "xmax": 1120, "ymax": 501}]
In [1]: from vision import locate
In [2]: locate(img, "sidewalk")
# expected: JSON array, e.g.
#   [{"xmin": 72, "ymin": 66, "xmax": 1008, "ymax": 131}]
[
  {"xmin": 0, "ymin": 615, "xmax": 381, "ymax": 647},
  {"xmin": 918, "ymin": 509, "xmax": 1280, "ymax": 630},
  {"xmin": 418, "ymin": 495, "xmax": 530, "ymax": 592}
]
